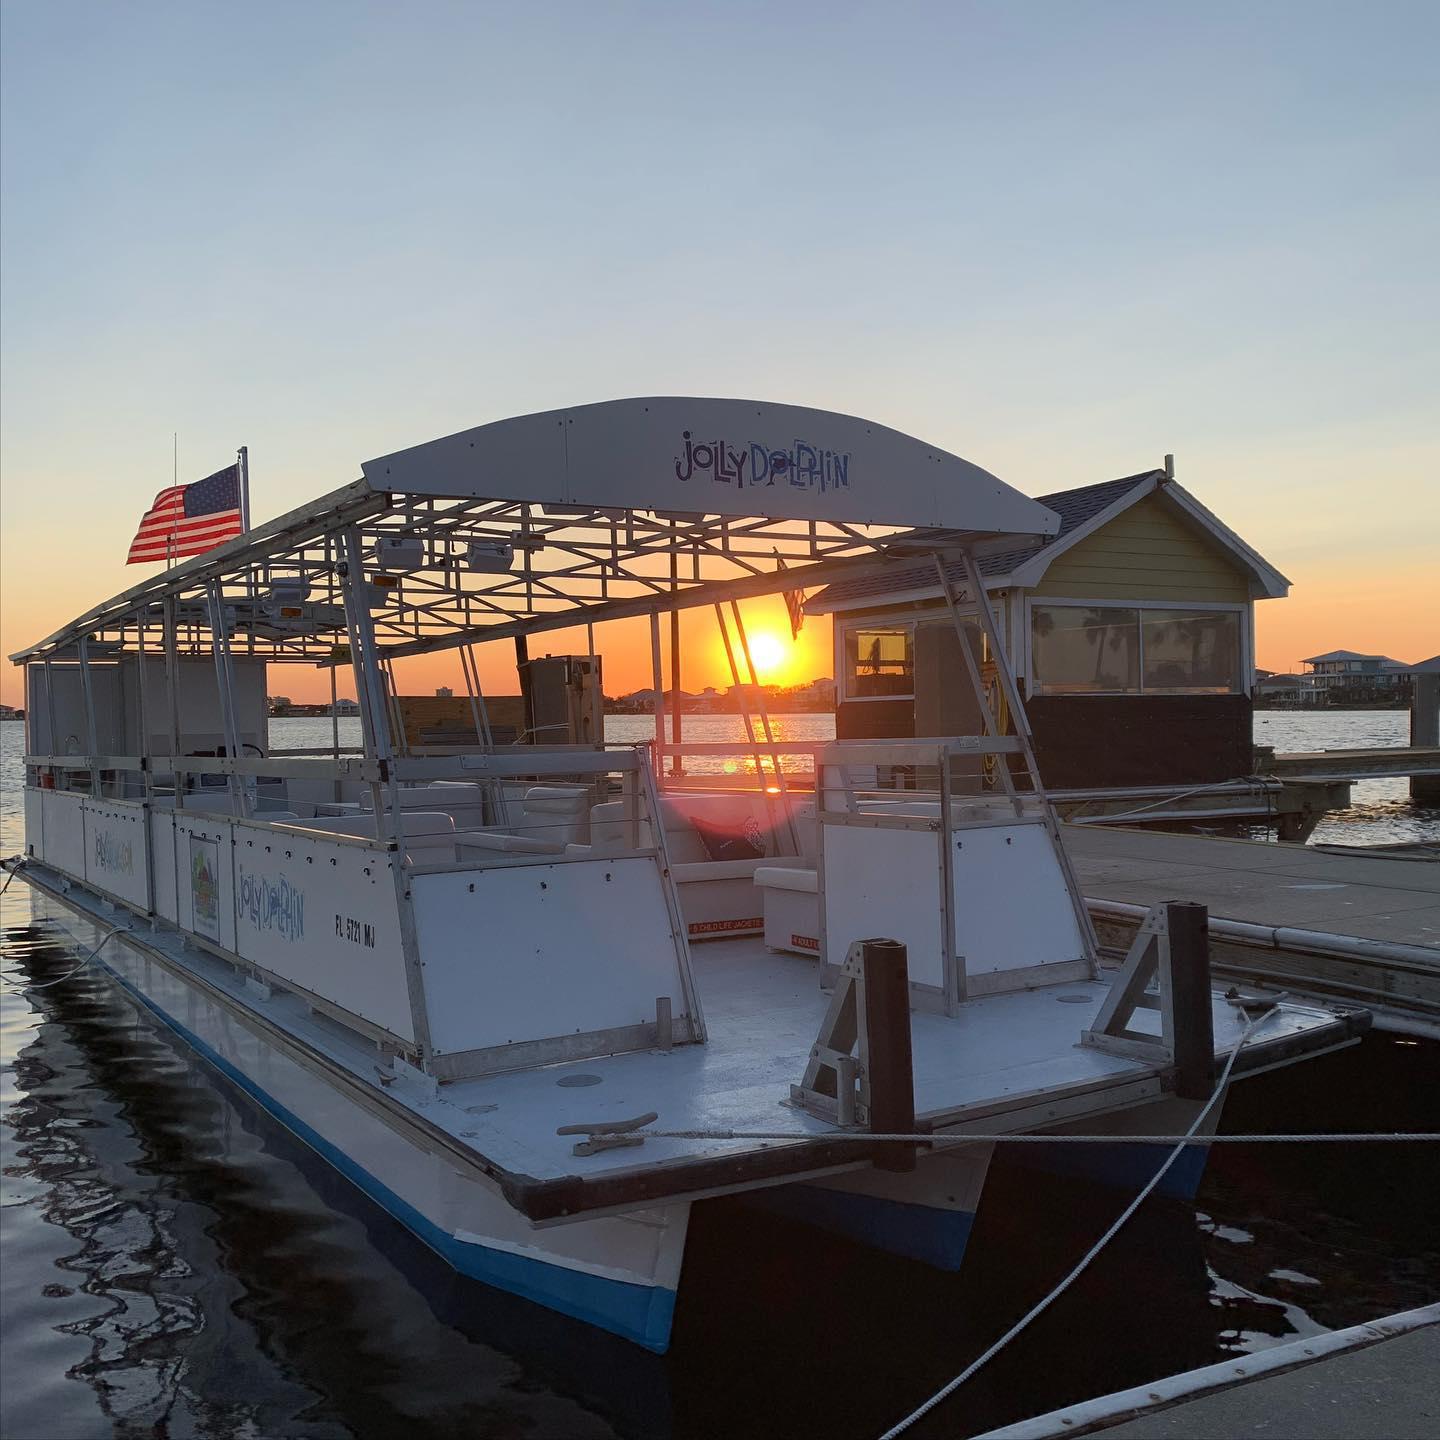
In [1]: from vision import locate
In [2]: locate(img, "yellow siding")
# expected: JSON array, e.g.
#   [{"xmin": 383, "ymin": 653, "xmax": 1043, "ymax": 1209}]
[{"xmin": 1029, "ymin": 493, "xmax": 1250, "ymax": 602}]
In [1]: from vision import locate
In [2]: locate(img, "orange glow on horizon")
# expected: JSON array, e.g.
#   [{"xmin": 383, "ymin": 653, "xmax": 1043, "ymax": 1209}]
[{"xmin": 2, "ymin": 545, "xmax": 1433, "ymax": 710}]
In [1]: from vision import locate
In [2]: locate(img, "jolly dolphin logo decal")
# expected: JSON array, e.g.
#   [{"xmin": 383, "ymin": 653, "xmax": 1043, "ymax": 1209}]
[
  {"xmin": 674, "ymin": 432, "xmax": 850, "ymax": 492},
  {"xmin": 93, "ymin": 830, "xmax": 135, "ymax": 874},
  {"xmin": 236, "ymin": 865, "xmax": 306, "ymax": 942}
]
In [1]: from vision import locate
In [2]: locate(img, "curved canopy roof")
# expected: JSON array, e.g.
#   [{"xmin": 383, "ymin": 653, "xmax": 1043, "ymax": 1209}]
[
  {"xmin": 13, "ymin": 398, "xmax": 1058, "ymax": 665},
  {"xmin": 361, "ymin": 397, "xmax": 1057, "ymax": 535}
]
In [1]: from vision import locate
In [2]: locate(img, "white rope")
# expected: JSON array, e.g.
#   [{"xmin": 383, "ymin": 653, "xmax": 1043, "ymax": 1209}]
[
  {"xmin": 635, "ymin": 1128, "xmax": 1439, "ymax": 1146},
  {"xmin": 0, "ymin": 921, "xmax": 130, "ymax": 992},
  {"xmin": 875, "ymin": 1004, "xmax": 1283, "ymax": 1440},
  {"xmin": 1069, "ymin": 775, "xmax": 1272, "ymax": 824}
]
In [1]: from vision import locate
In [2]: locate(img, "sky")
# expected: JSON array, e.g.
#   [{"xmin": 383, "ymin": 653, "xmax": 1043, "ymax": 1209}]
[{"xmin": 2, "ymin": 0, "xmax": 1436, "ymax": 705}]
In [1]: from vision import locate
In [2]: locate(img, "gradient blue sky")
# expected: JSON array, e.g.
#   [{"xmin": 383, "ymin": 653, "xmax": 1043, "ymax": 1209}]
[{"xmin": 2, "ymin": 1, "xmax": 1436, "ymax": 701}]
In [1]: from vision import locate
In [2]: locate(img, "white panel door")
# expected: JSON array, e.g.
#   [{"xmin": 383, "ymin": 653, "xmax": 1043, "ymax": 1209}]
[
  {"xmin": 40, "ymin": 789, "xmax": 88, "ymax": 878},
  {"xmin": 413, "ymin": 858, "xmax": 686, "ymax": 1058},
  {"xmin": 821, "ymin": 823, "xmax": 946, "ymax": 989},
  {"xmin": 82, "ymin": 799, "xmax": 150, "ymax": 910},
  {"xmin": 230, "ymin": 825, "xmax": 413, "ymax": 1042},
  {"xmin": 951, "ymin": 823, "xmax": 1086, "ymax": 974}
]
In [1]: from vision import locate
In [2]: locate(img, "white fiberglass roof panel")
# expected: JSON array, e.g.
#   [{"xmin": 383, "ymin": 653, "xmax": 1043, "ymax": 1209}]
[{"xmin": 361, "ymin": 396, "xmax": 1060, "ymax": 538}]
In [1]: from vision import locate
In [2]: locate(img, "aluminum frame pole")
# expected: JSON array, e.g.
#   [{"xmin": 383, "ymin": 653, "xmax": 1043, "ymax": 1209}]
[
  {"xmin": 163, "ymin": 596, "xmax": 184, "ymax": 810},
  {"xmin": 41, "ymin": 657, "xmax": 59, "ymax": 784},
  {"xmin": 669, "ymin": 541, "xmax": 683, "ymax": 776},
  {"xmin": 238, "ymin": 446, "xmax": 251, "ymax": 532},
  {"xmin": 339, "ymin": 526, "xmax": 404, "ymax": 847},
  {"xmin": 77, "ymin": 634, "xmax": 100, "ymax": 798},
  {"xmin": 206, "ymin": 581, "xmax": 247, "ymax": 816},
  {"xmin": 649, "ymin": 610, "xmax": 666, "ymax": 784},
  {"xmin": 729, "ymin": 599, "xmax": 800, "ymax": 856}
]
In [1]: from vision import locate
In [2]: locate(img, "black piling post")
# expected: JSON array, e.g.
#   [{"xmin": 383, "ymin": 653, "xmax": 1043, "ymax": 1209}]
[
  {"xmin": 863, "ymin": 938, "xmax": 916, "ymax": 1172},
  {"xmin": 1167, "ymin": 901, "xmax": 1215, "ymax": 1101}
]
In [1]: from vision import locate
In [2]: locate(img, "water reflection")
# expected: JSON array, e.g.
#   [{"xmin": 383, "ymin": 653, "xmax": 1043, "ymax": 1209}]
[{"xmin": 2, "ymin": 910, "xmax": 623, "ymax": 1440}]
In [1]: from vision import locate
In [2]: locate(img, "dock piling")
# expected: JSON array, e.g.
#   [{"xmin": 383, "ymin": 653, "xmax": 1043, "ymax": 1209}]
[
  {"xmin": 864, "ymin": 939, "xmax": 917, "ymax": 1172},
  {"xmin": 1167, "ymin": 901, "xmax": 1215, "ymax": 1101},
  {"xmin": 1412, "ymin": 672, "xmax": 1440, "ymax": 803}
]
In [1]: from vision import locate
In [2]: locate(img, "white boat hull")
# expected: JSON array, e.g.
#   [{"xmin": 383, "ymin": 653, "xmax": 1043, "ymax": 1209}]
[{"xmin": 31, "ymin": 890, "xmax": 690, "ymax": 1353}]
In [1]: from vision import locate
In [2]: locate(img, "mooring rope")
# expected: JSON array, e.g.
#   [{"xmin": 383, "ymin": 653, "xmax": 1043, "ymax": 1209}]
[
  {"xmin": 874, "ymin": 1003, "xmax": 1281, "ymax": 1439},
  {"xmin": 635, "ymin": 1128, "xmax": 1439, "ymax": 1145},
  {"xmin": 0, "ymin": 920, "xmax": 131, "ymax": 993},
  {"xmin": 0, "ymin": 855, "xmax": 26, "ymax": 901},
  {"xmin": 1070, "ymin": 775, "xmax": 1274, "ymax": 825}
]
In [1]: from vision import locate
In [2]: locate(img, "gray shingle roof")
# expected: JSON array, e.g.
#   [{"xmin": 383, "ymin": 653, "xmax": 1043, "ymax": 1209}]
[
  {"xmin": 809, "ymin": 470, "xmax": 1160, "ymax": 610},
  {"xmin": 1301, "ymin": 649, "xmax": 1404, "ymax": 664}
]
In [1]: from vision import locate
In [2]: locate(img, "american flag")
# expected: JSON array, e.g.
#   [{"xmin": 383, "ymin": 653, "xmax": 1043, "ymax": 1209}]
[
  {"xmin": 774, "ymin": 550, "xmax": 805, "ymax": 638},
  {"xmin": 126, "ymin": 463, "xmax": 244, "ymax": 564}
]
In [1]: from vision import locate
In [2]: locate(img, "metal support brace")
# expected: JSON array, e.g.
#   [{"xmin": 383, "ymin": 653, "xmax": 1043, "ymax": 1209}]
[
  {"xmin": 714, "ymin": 603, "xmax": 789, "ymax": 852},
  {"xmin": 729, "ymin": 599, "xmax": 801, "ymax": 857},
  {"xmin": 1082, "ymin": 902, "xmax": 1214, "ymax": 1096},
  {"xmin": 792, "ymin": 939, "xmax": 916, "ymax": 1169},
  {"xmin": 793, "ymin": 941, "xmax": 874, "ymax": 1125}
]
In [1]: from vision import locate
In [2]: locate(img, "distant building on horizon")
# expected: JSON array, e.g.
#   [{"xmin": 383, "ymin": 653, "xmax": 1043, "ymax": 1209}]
[
  {"xmin": 1254, "ymin": 672, "xmax": 1323, "ymax": 707},
  {"xmin": 1301, "ymin": 651, "xmax": 1413, "ymax": 697}
]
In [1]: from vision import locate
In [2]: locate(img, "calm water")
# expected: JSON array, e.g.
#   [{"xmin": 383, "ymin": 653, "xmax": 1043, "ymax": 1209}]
[{"xmin": 2, "ymin": 715, "xmax": 1437, "ymax": 1439}]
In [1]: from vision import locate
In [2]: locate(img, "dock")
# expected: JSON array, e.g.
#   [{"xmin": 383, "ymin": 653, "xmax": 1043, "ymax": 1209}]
[
  {"xmin": 1058, "ymin": 745, "xmax": 1440, "ymax": 840},
  {"xmin": 1266, "ymin": 744, "xmax": 1440, "ymax": 783},
  {"xmin": 971, "ymin": 1304, "xmax": 1440, "ymax": 1439},
  {"xmin": 1064, "ymin": 825, "xmax": 1440, "ymax": 1034}
]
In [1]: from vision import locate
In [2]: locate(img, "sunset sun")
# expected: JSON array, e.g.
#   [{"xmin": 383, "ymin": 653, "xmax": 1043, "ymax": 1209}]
[{"xmin": 746, "ymin": 630, "xmax": 788, "ymax": 679}]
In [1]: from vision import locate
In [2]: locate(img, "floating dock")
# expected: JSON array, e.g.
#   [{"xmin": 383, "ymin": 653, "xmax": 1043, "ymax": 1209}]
[
  {"xmin": 972, "ymin": 1303, "xmax": 1440, "ymax": 1439},
  {"xmin": 1065, "ymin": 825, "xmax": 1440, "ymax": 1034}
]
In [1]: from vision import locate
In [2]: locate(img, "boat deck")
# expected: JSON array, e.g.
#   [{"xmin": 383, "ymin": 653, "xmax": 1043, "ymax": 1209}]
[
  {"xmin": 434, "ymin": 939, "xmax": 1346, "ymax": 1192},
  {"xmin": 1064, "ymin": 825, "xmax": 1440, "ymax": 952},
  {"xmin": 24, "ymin": 865, "xmax": 1361, "ymax": 1224}
]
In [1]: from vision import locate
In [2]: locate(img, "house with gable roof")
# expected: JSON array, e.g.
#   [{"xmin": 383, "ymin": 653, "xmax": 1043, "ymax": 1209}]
[{"xmin": 805, "ymin": 465, "xmax": 1291, "ymax": 788}]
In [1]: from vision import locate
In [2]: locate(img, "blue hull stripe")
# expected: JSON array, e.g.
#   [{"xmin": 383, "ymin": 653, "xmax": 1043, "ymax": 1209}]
[
  {"xmin": 1011, "ymin": 1140, "xmax": 1211, "ymax": 1201},
  {"xmin": 744, "ymin": 1183, "xmax": 977, "ymax": 1271},
  {"xmin": 74, "ymin": 932, "xmax": 677, "ymax": 1352}
]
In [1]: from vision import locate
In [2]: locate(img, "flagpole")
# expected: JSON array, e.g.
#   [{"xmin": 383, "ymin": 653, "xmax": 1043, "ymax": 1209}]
[
  {"xmin": 237, "ymin": 446, "xmax": 251, "ymax": 533},
  {"xmin": 169, "ymin": 432, "xmax": 177, "ymax": 568}
]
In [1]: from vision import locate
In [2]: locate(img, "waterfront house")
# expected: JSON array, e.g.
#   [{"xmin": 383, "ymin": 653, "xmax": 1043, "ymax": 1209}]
[
  {"xmin": 806, "ymin": 467, "xmax": 1290, "ymax": 788},
  {"xmin": 1302, "ymin": 651, "xmax": 1413, "ymax": 700},
  {"xmin": 1254, "ymin": 672, "xmax": 1323, "ymax": 707}
]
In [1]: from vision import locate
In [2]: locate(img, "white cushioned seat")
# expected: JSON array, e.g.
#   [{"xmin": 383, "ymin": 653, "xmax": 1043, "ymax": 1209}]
[
  {"xmin": 673, "ymin": 857, "xmax": 768, "ymax": 884},
  {"xmin": 518, "ymin": 785, "xmax": 591, "ymax": 845},
  {"xmin": 754, "ymin": 865, "xmax": 818, "ymax": 893}
]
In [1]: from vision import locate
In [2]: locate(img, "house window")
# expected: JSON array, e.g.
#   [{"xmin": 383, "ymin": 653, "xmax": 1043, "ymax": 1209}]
[
  {"xmin": 845, "ymin": 626, "xmax": 914, "ymax": 698},
  {"xmin": 1031, "ymin": 604, "xmax": 1242, "ymax": 695},
  {"xmin": 1140, "ymin": 609, "xmax": 1241, "ymax": 693},
  {"xmin": 1030, "ymin": 607, "xmax": 1140, "ymax": 694}
]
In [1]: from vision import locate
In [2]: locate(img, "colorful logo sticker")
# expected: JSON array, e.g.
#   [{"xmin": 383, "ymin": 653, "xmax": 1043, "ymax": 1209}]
[{"xmin": 189, "ymin": 836, "xmax": 221, "ymax": 941}]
